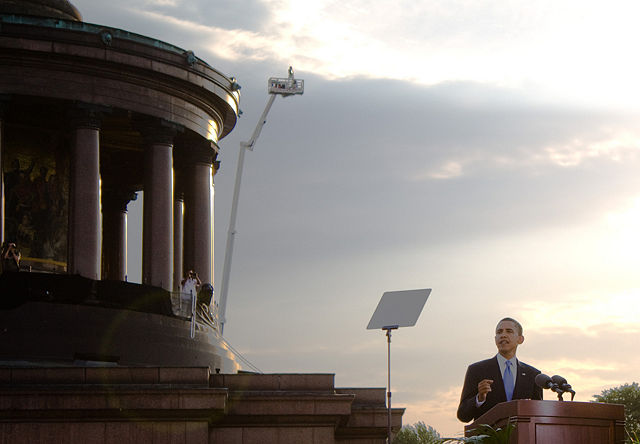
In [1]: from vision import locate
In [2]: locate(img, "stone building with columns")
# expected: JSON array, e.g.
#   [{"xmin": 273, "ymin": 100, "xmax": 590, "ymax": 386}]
[
  {"xmin": 0, "ymin": 1, "xmax": 228, "ymax": 289},
  {"xmin": 0, "ymin": 0, "xmax": 238, "ymax": 372},
  {"xmin": 0, "ymin": 1, "xmax": 402, "ymax": 442}
]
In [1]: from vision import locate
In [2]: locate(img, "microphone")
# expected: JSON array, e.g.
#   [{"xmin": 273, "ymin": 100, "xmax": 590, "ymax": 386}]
[
  {"xmin": 535, "ymin": 374, "xmax": 564, "ymax": 395},
  {"xmin": 551, "ymin": 375, "xmax": 576, "ymax": 398}
]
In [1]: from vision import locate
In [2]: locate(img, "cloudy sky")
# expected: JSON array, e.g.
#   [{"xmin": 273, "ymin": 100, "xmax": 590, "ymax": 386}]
[{"xmin": 74, "ymin": 0, "xmax": 640, "ymax": 436}]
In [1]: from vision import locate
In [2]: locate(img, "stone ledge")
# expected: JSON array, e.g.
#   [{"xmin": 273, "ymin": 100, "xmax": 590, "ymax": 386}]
[
  {"xmin": 1, "ymin": 367, "xmax": 210, "ymax": 386},
  {"xmin": 209, "ymin": 425, "xmax": 334, "ymax": 444},
  {"xmin": 0, "ymin": 26, "xmax": 239, "ymax": 140},
  {"xmin": 335, "ymin": 409, "xmax": 404, "ymax": 441},
  {"xmin": 210, "ymin": 373, "xmax": 335, "ymax": 392},
  {"xmin": 335, "ymin": 388, "xmax": 386, "ymax": 407},
  {"xmin": 224, "ymin": 393, "xmax": 355, "ymax": 417},
  {"xmin": 0, "ymin": 389, "xmax": 227, "ymax": 412},
  {"xmin": 340, "ymin": 407, "xmax": 405, "ymax": 428}
]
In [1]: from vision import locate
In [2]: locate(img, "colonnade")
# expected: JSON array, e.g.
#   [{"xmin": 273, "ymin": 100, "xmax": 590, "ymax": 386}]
[
  {"xmin": 0, "ymin": 104, "xmax": 218, "ymax": 292},
  {"xmin": 0, "ymin": 100, "xmax": 4, "ymax": 246}
]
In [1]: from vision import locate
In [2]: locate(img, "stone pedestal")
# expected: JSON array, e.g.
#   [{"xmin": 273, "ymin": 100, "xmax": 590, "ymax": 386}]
[{"xmin": 0, "ymin": 367, "xmax": 403, "ymax": 444}]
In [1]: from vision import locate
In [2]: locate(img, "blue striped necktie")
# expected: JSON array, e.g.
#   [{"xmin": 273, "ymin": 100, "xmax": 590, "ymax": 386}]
[{"xmin": 504, "ymin": 360, "xmax": 515, "ymax": 401}]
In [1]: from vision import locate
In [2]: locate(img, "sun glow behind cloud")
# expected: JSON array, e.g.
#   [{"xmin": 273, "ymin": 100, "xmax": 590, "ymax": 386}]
[
  {"xmin": 516, "ymin": 197, "xmax": 640, "ymax": 334},
  {"xmin": 544, "ymin": 132, "xmax": 640, "ymax": 167},
  {"xmin": 602, "ymin": 196, "xmax": 640, "ymax": 266},
  {"xmin": 390, "ymin": 190, "xmax": 640, "ymax": 435},
  {"xmin": 522, "ymin": 289, "xmax": 640, "ymax": 335}
]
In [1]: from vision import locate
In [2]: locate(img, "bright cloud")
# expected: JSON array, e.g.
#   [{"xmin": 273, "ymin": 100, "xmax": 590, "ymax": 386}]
[
  {"xmin": 124, "ymin": 0, "xmax": 640, "ymax": 106},
  {"xmin": 136, "ymin": 10, "xmax": 273, "ymax": 60},
  {"xmin": 411, "ymin": 128, "xmax": 640, "ymax": 182},
  {"xmin": 416, "ymin": 161, "xmax": 465, "ymax": 180},
  {"xmin": 143, "ymin": 0, "xmax": 177, "ymax": 5},
  {"xmin": 545, "ymin": 132, "xmax": 640, "ymax": 167},
  {"xmin": 522, "ymin": 290, "xmax": 640, "ymax": 335}
]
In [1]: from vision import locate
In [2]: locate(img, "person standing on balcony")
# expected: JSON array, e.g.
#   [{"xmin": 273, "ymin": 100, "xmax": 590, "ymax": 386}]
[{"xmin": 180, "ymin": 270, "xmax": 201, "ymax": 296}]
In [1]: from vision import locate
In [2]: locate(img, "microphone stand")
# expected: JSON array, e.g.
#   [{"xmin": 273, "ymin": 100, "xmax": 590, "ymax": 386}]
[{"xmin": 553, "ymin": 387, "xmax": 576, "ymax": 401}]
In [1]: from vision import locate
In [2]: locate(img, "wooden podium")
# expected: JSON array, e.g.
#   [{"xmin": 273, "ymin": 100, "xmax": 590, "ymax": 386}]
[{"xmin": 465, "ymin": 400, "xmax": 625, "ymax": 443}]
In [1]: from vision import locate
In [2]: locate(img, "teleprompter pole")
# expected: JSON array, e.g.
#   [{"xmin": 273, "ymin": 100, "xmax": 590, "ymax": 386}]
[{"xmin": 384, "ymin": 325, "xmax": 398, "ymax": 444}]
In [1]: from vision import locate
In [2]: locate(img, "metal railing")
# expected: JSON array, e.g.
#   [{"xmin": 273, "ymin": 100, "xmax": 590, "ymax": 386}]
[
  {"xmin": 170, "ymin": 290, "xmax": 220, "ymax": 338},
  {"xmin": 16, "ymin": 257, "xmax": 67, "ymax": 273}
]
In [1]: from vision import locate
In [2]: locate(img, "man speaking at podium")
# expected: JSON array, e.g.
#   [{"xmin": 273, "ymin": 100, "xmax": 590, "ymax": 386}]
[{"xmin": 457, "ymin": 317, "xmax": 543, "ymax": 422}]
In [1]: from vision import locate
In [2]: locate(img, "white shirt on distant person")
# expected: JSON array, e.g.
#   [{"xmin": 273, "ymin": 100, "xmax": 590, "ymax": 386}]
[{"xmin": 181, "ymin": 278, "xmax": 198, "ymax": 296}]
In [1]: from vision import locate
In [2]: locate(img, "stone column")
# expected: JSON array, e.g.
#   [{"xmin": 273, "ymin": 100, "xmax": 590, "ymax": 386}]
[
  {"xmin": 212, "ymin": 157, "xmax": 220, "ymax": 285},
  {"xmin": 183, "ymin": 139, "xmax": 217, "ymax": 287},
  {"xmin": 173, "ymin": 192, "xmax": 184, "ymax": 292},
  {"xmin": 69, "ymin": 108, "xmax": 102, "ymax": 279},
  {"xmin": 0, "ymin": 100, "xmax": 5, "ymax": 245},
  {"xmin": 0, "ymin": 95, "xmax": 12, "ymax": 245},
  {"xmin": 0, "ymin": 116, "xmax": 3, "ymax": 246},
  {"xmin": 102, "ymin": 189, "xmax": 137, "ymax": 281},
  {"xmin": 140, "ymin": 121, "xmax": 176, "ymax": 290}
]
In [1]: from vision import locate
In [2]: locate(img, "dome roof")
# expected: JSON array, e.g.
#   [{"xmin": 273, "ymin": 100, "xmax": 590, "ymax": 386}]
[{"xmin": 0, "ymin": 0, "xmax": 82, "ymax": 21}]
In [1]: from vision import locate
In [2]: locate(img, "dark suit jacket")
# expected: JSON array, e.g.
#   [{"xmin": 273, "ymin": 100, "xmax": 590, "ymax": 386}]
[{"xmin": 457, "ymin": 356, "xmax": 543, "ymax": 423}]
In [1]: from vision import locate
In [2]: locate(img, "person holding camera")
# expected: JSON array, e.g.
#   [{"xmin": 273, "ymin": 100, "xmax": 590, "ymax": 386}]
[{"xmin": 180, "ymin": 270, "xmax": 201, "ymax": 297}]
